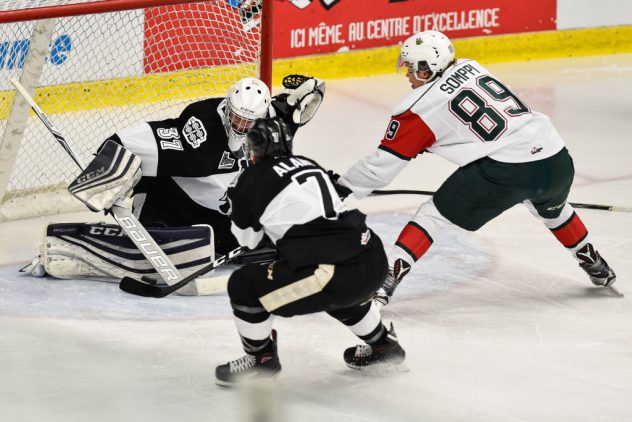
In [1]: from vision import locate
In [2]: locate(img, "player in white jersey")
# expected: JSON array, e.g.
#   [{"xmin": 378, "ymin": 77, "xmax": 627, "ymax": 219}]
[{"xmin": 333, "ymin": 31, "xmax": 617, "ymax": 305}]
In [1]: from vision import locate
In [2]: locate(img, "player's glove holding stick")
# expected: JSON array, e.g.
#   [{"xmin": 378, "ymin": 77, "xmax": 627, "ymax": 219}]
[{"xmin": 326, "ymin": 170, "xmax": 353, "ymax": 200}]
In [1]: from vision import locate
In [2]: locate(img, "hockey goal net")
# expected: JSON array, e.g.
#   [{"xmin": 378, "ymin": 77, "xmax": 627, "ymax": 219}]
[{"xmin": 0, "ymin": 0, "xmax": 272, "ymax": 221}]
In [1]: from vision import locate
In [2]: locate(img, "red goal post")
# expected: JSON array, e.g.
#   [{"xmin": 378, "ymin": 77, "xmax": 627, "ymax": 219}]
[{"xmin": 0, "ymin": 0, "xmax": 273, "ymax": 221}]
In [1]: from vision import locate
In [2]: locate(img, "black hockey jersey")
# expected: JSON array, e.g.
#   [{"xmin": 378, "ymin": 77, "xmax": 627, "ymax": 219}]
[
  {"xmin": 227, "ymin": 155, "xmax": 373, "ymax": 268},
  {"xmin": 107, "ymin": 96, "xmax": 298, "ymax": 216}
]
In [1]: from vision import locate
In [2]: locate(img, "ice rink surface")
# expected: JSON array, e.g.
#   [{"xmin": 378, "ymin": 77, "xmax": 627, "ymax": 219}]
[{"xmin": 1, "ymin": 54, "xmax": 631, "ymax": 422}]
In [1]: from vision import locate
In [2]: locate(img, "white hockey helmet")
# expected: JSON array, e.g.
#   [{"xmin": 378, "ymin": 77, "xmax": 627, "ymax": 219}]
[
  {"xmin": 224, "ymin": 77, "xmax": 271, "ymax": 152},
  {"xmin": 398, "ymin": 31, "xmax": 455, "ymax": 82}
]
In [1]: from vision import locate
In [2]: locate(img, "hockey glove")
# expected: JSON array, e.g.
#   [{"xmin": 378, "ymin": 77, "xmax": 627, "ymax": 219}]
[
  {"xmin": 283, "ymin": 74, "xmax": 326, "ymax": 126},
  {"xmin": 68, "ymin": 139, "xmax": 142, "ymax": 212},
  {"xmin": 326, "ymin": 170, "xmax": 353, "ymax": 200}
]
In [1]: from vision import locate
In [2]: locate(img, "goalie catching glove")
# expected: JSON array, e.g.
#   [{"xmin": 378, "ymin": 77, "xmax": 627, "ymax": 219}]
[
  {"xmin": 282, "ymin": 74, "xmax": 326, "ymax": 126},
  {"xmin": 68, "ymin": 139, "xmax": 141, "ymax": 212}
]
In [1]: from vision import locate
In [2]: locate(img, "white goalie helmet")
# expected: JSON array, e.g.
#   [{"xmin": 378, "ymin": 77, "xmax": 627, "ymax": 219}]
[
  {"xmin": 224, "ymin": 77, "xmax": 271, "ymax": 152},
  {"xmin": 398, "ymin": 31, "xmax": 455, "ymax": 82}
]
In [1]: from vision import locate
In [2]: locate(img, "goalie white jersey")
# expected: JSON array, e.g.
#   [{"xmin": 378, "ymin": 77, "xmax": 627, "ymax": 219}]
[{"xmin": 341, "ymin": 59, "xmax": 565, "ymax": 198}]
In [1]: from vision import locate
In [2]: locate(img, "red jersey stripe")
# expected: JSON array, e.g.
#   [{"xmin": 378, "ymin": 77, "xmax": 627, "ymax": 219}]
[
  {"xmin": 395, "ymin": 222, "xmax": 433, "ymax": 261},
  {"xmin": 550, "ymin": 212, "xmax": 588, "ymax": 248},
  {"xmin": 380, "ymin": 110, "xmax": 436, "ymax": 159}
]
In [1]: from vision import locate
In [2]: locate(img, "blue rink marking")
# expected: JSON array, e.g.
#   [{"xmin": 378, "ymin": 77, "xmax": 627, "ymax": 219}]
[{"xmin": 0, "ymin": 213, "xmax": 491, "ymax": 320}]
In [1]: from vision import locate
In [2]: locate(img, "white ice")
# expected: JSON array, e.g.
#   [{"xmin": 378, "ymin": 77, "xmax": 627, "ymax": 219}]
[{"xmin": 1, "ymin": 54, "xmax": 631, "ymax": 422}]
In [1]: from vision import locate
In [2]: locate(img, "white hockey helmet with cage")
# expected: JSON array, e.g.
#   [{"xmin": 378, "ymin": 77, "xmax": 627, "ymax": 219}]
[
  {"xmin": 224, "ymin": 77, "xmax": 271, "ymax": 152},
  {"xmin": 398, "ymin": 31, "xmax": 455, "ymax": 83}
]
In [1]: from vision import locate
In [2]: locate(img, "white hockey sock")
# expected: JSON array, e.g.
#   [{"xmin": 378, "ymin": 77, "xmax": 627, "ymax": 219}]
[{"xmin": 348, "ymin": 301, "xmax": 384, "ymax": 344}]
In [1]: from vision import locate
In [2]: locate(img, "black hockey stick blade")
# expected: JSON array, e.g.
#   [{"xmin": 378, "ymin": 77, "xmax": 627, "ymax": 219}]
[
  {"xmin": 371, "ymin": 189, "xmax": 435, "ymax": 196},
  {"xmin": 119, "ymin": 246, "xmax": 244, "ymax": 298}
]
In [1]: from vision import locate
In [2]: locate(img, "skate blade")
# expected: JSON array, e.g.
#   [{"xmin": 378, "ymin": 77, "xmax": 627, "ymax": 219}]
[
  {"xmin": 345, "ymin": 360, "xmax": 409, "ymax": 373},
  {"xmin": 607, "ymin": 284, "xmax": 624, "ymax": 297},
  {"xmin": 215, "ymin": 371, "xmax": 280, "ymax": 388}
]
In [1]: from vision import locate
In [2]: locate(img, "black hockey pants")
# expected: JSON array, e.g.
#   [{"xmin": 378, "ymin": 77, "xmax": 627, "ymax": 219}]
[{"xmin": 227, "ymin": 232, "xmax": 388, "ymax": 326}]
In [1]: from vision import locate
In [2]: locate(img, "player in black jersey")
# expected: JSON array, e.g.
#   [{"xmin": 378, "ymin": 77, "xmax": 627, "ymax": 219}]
[{"xmin": 214, "ymin": 118, "xmax": 406, "ymax": 386}]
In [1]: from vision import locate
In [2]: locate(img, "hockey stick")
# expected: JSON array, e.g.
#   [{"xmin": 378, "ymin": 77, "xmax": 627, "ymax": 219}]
[
  {"xmin": 162, "ymin": 274, "xmax": 230, "ymax": 296},
  {"xmin": 187, "ymin": 274, "xmax": 230, "ymax": 296},
  {"xmin": 10, "ymin": 78, "xmax": 183, "ymax": 286},
  {"xmin": 371, "ymin": 189, "xmax": 632, "ymax": 213},
  {"xmin": 372, "ymin": 189, "xmax": 435, "ymax": 197},
  {"xmin": 175, "ymin": 247, "xmax": 277, "ymax": 295},
  {"xmin": 119, "ymin": 246, "xmax": 244, "ymax": 298}
]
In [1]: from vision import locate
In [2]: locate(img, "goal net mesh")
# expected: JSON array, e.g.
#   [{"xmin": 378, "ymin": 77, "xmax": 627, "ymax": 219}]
[{"xmin": 0, "ymin": 0, "xmax": 264, "ymax": 221}]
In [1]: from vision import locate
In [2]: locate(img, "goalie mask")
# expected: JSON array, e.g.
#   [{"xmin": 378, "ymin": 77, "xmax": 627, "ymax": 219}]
[
  {"xmin": 224, "ymin": 77, "xmax": 271, "ymax": 152},
  {"xmin": 245, "ymin": 118, "xmax": 293, "ymax": 162},
  {"xmin": 398, "ymin": 31, "xmax": 455, "ymax": 83}
]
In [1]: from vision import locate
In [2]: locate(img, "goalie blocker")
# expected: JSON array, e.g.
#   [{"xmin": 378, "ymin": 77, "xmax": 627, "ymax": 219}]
[{"xmin": 68, "ymin": 139, "xmax": 141, "ymax": 212}]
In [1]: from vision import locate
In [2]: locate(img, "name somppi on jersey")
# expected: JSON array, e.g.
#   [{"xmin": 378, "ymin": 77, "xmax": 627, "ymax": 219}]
[{"xmin": 438, "ymin": 63, "xmax": 481, "ymax": 94}]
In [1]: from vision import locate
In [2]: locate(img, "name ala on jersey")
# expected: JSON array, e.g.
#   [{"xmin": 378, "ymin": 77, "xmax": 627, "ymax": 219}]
[{"xmin": 272, "ymin": 157, "xmax": 314, "ymax": 177}]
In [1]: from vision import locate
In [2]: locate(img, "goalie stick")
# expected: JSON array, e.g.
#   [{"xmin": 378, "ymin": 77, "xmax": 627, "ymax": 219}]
[
  {"xmin": 371, "ymin": 189, "xmax": 632, "ymax": 213},
  {"xmin": 127, "ymin": 244, "xmax": 275, "ymax": 296},
  {"xmin": 119, "ymin": 247, "xmax": 244, "ymax": 298},
  {"xmin": 10, "ymin": 78, "xmax": 184, "ymax": 287}
]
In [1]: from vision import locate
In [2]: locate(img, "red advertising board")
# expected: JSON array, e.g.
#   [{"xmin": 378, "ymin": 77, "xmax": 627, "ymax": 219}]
[
  {"xmin": 273, "ymin": 0, "xmax": 557, "ymax": 58},
  {"xmin": 142, "ymin": 0, "xmax": 557, "ymax": 72}
]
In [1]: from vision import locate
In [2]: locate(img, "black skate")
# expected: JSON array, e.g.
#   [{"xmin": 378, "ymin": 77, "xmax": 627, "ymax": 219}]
[
  {"xmin": 215, "ymin": 330, "xmax": 281, "ymax": 387},
  {"xmin": 576, "ymin": 243, "xmax": 616, "ymax": 287},
  {"xmin": 344, "ymin": 323, "xmax": 406, "ymax": 370},
  {"xmin": 374, "ymin": 258, "xmax": 411, "ymax": 306}
]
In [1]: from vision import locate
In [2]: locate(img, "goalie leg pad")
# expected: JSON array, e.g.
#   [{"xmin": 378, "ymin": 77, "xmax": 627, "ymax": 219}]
[
  {"xmin": 68, "ymin": 139, "xmax": 141, "ymax": 211},
  {"xmin": 40, "ymin": 222, "xmax": 215, "ymax": 282}
]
